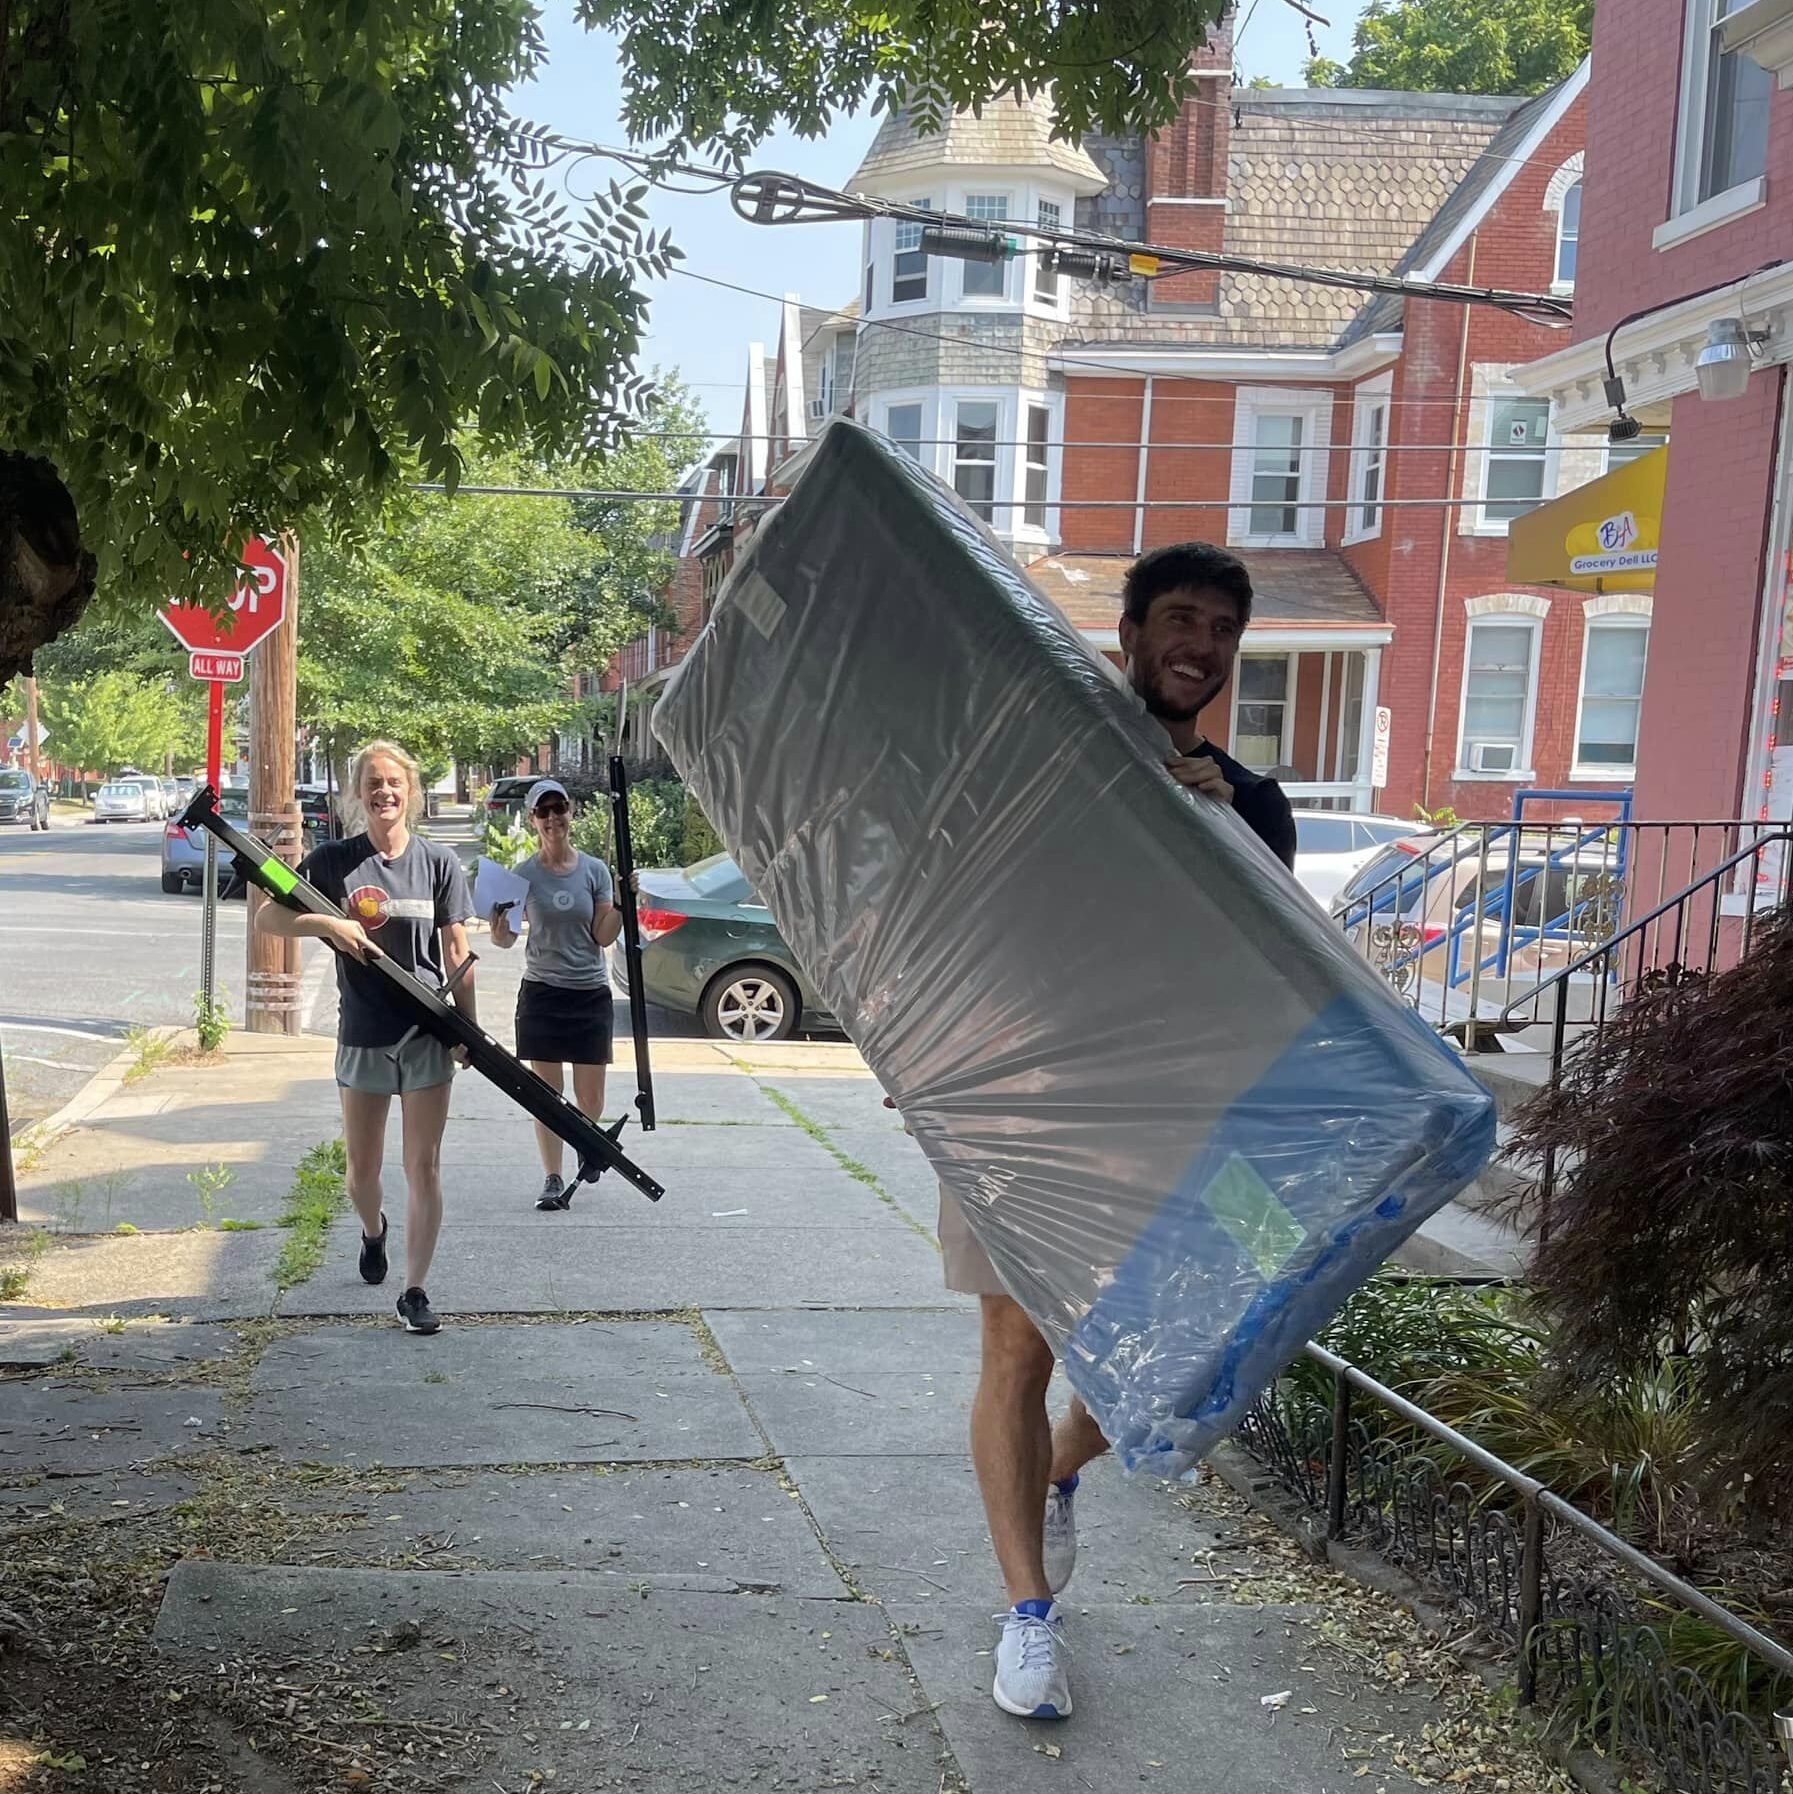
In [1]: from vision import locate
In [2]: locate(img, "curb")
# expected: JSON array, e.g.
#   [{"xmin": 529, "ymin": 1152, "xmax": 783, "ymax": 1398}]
[{"xmin": 9, "ymin": 1024, "xmax": 183, "ymax": 1169}]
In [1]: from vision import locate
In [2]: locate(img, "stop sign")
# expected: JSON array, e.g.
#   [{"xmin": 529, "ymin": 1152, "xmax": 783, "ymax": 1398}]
[{"xmin": 160, "ymin": 537, "xmax": 289, "ymax": 656}]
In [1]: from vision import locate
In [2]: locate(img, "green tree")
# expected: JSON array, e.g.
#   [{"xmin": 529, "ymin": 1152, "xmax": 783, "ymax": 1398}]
[
  {"xmin": 0, "ymin": 0, "xmax": 667, "ymax": 683},
  {"xmin": 582, "ymin": 0, "xmax": 1233, "ymax": 161},
  {"xmin": 1305, "ymin": 0, "xmax": 1590, "ymax": 95},
  {"xmin": 37, "ymin": 670, "xmax": 208, "ymax": 776},
  {"xmin": 298, "ymin": 379, "xmax": 705, "ymax": 771}
]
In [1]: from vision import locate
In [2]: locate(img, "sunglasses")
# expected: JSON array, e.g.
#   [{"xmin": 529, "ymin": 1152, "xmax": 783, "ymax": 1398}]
[{"xmin": 534, "ymin": 800, "xmax": 570, "ymax": 817}]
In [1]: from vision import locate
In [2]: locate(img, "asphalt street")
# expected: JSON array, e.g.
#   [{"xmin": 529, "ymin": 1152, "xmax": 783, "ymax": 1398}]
[{"xmin": 0, "ymin": 809, "xmax": 696, "ymax": 1137}]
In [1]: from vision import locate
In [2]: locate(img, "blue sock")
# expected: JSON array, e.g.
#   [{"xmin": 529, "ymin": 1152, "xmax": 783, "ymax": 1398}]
[
  {"xmin": 1053, "ymin": 1473, "xmax": 1079, "ymax": 1495},
  {"xmin": 1014, "ymin": 1597, "xmax": 1054, "ymax": 1620}
]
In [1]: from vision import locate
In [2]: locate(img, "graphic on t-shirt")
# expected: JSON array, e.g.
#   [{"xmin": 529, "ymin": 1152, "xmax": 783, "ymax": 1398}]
[
  {"xmin": 346, "ymin": 884, "xmax": 391, "ymax": 929},
  {"xmin": 552, "ymin": 889, "xmax": 575, "ymax": 911}
]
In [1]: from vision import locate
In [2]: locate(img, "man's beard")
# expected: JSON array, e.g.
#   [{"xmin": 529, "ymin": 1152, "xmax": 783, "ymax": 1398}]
[{"xmin": 1133, "ymin": 656, "xmax": 1224, "ymax": 724}]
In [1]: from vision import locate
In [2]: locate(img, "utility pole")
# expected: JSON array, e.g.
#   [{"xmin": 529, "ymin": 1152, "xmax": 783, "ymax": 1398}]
[{"xmin": 246, "ymin": 532, "xmax": 303, "ymax": 1035}]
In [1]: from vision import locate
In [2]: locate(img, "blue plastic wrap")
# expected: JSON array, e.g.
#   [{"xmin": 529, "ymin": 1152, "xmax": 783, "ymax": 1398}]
[{"xmin": 653, "ymin": 419, "xmax": 1496, "ymax": 1475}]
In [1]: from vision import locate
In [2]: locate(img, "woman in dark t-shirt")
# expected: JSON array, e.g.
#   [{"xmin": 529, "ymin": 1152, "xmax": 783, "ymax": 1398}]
[{"xmin": 258, "ymin": 739, "xmax": 475, "ymax": 1335}]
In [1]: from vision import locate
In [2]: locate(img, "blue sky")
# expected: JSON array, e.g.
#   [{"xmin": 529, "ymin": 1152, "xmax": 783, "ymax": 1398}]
[{"xmin": 520, "ymin": 0, "xmax": 1370, "ymax": 432}]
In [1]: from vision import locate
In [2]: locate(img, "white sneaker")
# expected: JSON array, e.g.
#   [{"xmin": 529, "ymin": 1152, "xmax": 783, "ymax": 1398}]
[
  {"xmin": 992, "ymin": 1601, "xmax": 1072, "ymax": 1719},
  {"xmin": 1043, "ymin": 1475, "xmax": 1079, "ymax": 1595}
]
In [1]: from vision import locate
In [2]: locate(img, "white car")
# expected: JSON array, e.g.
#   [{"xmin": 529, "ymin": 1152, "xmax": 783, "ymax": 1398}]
[
  {"xmin": 1291, "ymin": 811, "xmax": 1423, "ymax": 910},
  {"xmin": 92, "ymin": 778, "xmax": 156, "ymax": 823}
]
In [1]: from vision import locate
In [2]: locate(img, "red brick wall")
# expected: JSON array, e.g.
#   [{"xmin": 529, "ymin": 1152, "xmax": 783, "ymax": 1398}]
[
  {"xmin": 1061, "ymin": 380, "xmax": 1148, "ymax": 553},
  {"xmin": 1574, "ymin": 0, "xmax": 1793, "ymax": 340},
  {"xmin": 1632, "ymin": 374, "xmax": 1785, "ymax": 822}
]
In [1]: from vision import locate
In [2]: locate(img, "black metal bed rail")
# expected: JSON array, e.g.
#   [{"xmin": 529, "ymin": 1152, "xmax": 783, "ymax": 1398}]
[{"xmin": 1238, "ymin": 1342, "xmax": 1793, "ymax": 1794}]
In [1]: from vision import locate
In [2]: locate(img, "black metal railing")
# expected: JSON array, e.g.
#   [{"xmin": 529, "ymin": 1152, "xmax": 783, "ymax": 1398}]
[
  {"xmin": 1335, "ymin": 818, "xmax": 1791, "ymax": 1044},
  {"xmin": 1238, "ymin": 1343, "xmax": 1793, "ymax": 1794}
]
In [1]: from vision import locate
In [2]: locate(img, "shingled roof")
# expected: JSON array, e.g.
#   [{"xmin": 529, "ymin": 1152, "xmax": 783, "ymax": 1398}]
[
  {"xmin": 850, "ymin": 94, "xmax": 1108, "ymax": 193},
  {"xmin": 1027, "ymin": 550, "xmax": 1385, "ymax": 637}
]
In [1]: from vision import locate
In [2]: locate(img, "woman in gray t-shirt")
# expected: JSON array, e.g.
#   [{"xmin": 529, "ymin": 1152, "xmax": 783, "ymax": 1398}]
[{"xmin": 489, "ymin": 779, "xmax": 621, "ymax": 1210}]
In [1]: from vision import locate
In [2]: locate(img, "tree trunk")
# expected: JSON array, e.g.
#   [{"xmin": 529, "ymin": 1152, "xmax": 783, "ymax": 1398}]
[{"xmin": 0, "ymin": 452, "xmax": 97, "ymax": 683}]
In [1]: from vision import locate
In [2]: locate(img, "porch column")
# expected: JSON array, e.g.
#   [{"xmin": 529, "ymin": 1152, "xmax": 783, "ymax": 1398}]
[{"xmin": 1358, "ymin": 647, "xmax": 1383, "ymax": 814}]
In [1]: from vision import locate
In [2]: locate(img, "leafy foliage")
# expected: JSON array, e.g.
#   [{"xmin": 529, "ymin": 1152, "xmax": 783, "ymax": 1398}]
[
  {"xmin": 1306, "ymin": 0, "xmax": 1590, "ymax": 95},
  {"xmin": 571, "ymin": 777, "xmax": 695, "ymax": 869},
  {"xmin": 578, "ymin": 0, "xmax": 1232, "ymax": 161},
  {"xmin": 33, "ymin": 669, "xmax": 208, "ymax": 776},
  {"xmin": 0, "ymin": 0, "xmax": 670, "ymax": 645},
  {"xmin": 1502, "ymin": 910, "xmax": 1793, "ymax": 1523}
]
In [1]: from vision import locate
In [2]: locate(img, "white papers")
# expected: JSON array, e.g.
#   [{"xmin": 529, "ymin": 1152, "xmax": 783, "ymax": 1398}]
[{"xmin": 474, "ymin": 856, "xmax": 531, "ymax": 923}]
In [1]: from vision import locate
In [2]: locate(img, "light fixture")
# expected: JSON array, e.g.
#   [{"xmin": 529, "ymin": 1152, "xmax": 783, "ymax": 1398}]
[{"xmin": 1694, "ymin": 316, "xmax": 1767, "ymax": 402}]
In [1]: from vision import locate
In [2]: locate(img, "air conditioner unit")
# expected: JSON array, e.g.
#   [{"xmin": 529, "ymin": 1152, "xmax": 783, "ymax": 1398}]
[
  {"xmin": 808, "ymin": 397, "xmax": 829, "ymax": 421},
  {"xmin": 1469, "ymin": 742, "xmax": 1518, "ymax": 774}
]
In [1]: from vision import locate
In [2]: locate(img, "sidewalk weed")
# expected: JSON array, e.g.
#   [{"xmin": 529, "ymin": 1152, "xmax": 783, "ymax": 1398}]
[
  {"xmin": 186, "ymin": 1161, "xmax": 235, "ymax": 1228},
  {"xmin": 0, "ymin": 1265, "xmax": 28, "ymax": 1301},
  {"xmin": 123, "ymin": 1026, "xmax": 173, "ymax": 1084},
  {"xmin": 192, "ymin": 987, "xmax": 231, "ymax": 1053},
  {"xmin": 757, "ymin": 1082, "xmax": 936, "ymax": 1245},
  {"xmin": 274, "ymin": 1138, "xmax": 348, "ymax": 1290}
]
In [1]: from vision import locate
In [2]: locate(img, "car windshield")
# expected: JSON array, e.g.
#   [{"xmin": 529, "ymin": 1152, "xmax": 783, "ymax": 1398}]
[
  {"xmin": 220, "ymin": 788, "xmax": 250, "ymax": 817},
  {"xmin": 101, "ymin": 782, "xmax": 143, "ymax": 798},
  {"xmin": 1295, "ymin": 815, "xmax": 1358, "ymax": 855},
  {"xmin": 1337, "ymin": 843, "xmax": 1420, "ymax": 907},
  {"xmin": 684, "ymin": 853, "xmax": 752, "ymax": 902},
  {"xmin": 1357, "ymin": 818, "xmax": 1417, "ymax": 846},
  {"xmin": 0, "ymin": 770, "xmax": 25, "ymax": 789}
]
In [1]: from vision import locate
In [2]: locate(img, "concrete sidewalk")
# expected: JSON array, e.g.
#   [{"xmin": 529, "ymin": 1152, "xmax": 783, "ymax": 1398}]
[{"xmin": 0, "ymin": 1032, "xmax": 1563, "ymax": 1794}]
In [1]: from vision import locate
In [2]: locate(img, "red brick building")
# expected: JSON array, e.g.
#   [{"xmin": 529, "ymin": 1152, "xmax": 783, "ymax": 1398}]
[{"xmin": 1517, "ymin": 0, "xmax": 1793, "ymax": 857}]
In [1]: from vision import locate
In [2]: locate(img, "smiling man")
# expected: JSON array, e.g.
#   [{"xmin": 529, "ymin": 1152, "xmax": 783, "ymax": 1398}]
[{"xmin": 953, "ymin": 541, "xmax": 1297, "ymax": 1723}]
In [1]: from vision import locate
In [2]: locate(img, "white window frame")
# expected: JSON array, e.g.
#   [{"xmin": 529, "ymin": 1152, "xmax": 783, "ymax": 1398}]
[
  {"xmin": 873, "ymin": 389, "xmax": 938, "ymax": 471},
  {"xmin": 1554, "ymin": 180, "xmax": 1581, "ymax": 292},
  {"xmin": 1666, "ymin": 0, "xmax": 1774, "ymax": 238},
  {"xmin": 1032, "ymin": 196, "xmax": 1065, "ymax": 313},
  {"xmin": 950, "ymin": 394, "xmax": 1004, "ymax": 521},
  {"xmin": 956, "ymin": 190, "xmax": 1016, "ymax": 305},
  {"xmin": 1455, "ymin": 611, "xmax": 1543, "ymax": 781},
  {"xmin": 1228, "ymin": 387, "xmax": 1334, "ymax": 549},
  {"xmin": 1229, "ymin": 653, "xmax": 1295, "ymax": 772},
  {"xmin": 1344, "ymin": 373, "xmax": 1392, "ymax": 546},
  {"xmin": 1469, "ymin": 379, "xmax": 1558, "ymax": 536},
  {"xmin": 1572, "ymin": 612, "xmax": 1652, "ymax": 780},
  {"xmin": 890, "ymin": 198, "xmax": 933, "ymax": 307}
]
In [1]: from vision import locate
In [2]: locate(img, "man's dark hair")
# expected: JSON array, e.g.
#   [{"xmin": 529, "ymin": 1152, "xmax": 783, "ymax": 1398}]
[{"xmin": 1121, "ymin": 542, "xmax": 1253, "ymax": 627}]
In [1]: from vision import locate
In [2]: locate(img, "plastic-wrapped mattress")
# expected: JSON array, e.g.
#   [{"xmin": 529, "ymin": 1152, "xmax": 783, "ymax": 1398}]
[{"xmin": 654, "ymin": 420, "xmax": 1495, "ymax": 1475}]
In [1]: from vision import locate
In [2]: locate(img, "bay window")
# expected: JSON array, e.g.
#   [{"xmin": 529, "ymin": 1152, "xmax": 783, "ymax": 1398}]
[
  {"xmin": 962, "ymin": 194, "xmax": 1010, "ymax": 299},
  {"xmin": 892, "ymin": 200, "xmax": 932, "ymax": 305},
  {"xmin": 1023, "ymin": 404, "xmax": 1051, "ymax": 530},
  {"xmin": 952, "ymin": 401, "xmax": 1000, "ymax": 519}
]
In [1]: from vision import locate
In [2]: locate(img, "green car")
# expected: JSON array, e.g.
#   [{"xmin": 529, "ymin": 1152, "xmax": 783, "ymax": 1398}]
[{"xmin": 610, "ymin": 853, "xmax": 836, "ymax": 1042}]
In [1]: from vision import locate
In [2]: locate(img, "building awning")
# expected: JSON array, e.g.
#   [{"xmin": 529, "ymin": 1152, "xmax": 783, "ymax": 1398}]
[{"xmin": 1505, "ymin": 445, "xmax": 1667, "ymax": 594}]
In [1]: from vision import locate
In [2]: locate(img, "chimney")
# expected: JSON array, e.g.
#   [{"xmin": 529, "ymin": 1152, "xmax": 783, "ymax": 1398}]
[{"xmin": 1145, "ymin": 6, "xmax": 1235, "ymax": 309}]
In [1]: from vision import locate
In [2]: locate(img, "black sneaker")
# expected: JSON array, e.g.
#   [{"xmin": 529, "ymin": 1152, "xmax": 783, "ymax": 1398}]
[
  {"xmin": 359, "ymin": 1215, "xmax": 389, "ymax": 1285},
  {"xmin": 535, "ymin": 1173, "xmax": 568, "ymax": 1212},
  {"xmin": 396, "ymin": 1286, "xmax": 440, "ymax": 1334}
]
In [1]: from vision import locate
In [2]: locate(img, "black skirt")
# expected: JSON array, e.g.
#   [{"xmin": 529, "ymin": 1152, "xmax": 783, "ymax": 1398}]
[{"xmin": 515, "ymin": 979, "xmax": 614, "ymax": 1065}]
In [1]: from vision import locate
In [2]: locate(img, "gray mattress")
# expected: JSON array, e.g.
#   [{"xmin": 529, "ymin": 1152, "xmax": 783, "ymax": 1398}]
[{"xmin": 653, "ymin": 419, "xmax": 1494, "ymax": 1474}]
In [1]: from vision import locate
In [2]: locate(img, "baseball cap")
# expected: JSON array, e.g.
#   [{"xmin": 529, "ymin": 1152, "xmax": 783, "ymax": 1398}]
[{"xmin": 525, "ymin": 778, "xmax": 570, "ymax": 813}]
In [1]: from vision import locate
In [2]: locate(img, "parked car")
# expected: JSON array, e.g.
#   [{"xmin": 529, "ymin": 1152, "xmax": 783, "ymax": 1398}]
[
  {"xmin": 158, "ymin": 776, "xmax": 179, "ymax": 817},
  {"xmin": 93, "ymin": 778, "xmax": 156, "ymax": 823},
  {"xmin": 172, "ymin": 775, "xmax": 197, "ymax": 808},
  {"xmin": 608, "ymin": 853, "xmax": 835, "ymax": 1042},
  {"xmin": 113, "ymin": 768, "xmax": 165, "ymax": 818},
  {"xmin": 483, "ymin": 772, "xmax": 608, "ymax": 827},
  {"xmin": 0, "ymin": 767, "xmax": 50, "ymax": 830},
  {"xmin": 162, "ymin": 786, "xmax": 251, "ymax": 893},
  {"xmin": 1290, "ymin": 810, "xmax": 1422, "ymax": 909},
  {"xmin": 296, "ymin": 784, "xmax": 339, "ymax": 840}
]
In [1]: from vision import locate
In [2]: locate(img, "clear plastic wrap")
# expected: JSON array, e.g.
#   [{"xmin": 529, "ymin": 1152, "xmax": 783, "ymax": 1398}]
[{"xmin": 654, "ymin": 420, "xmax": 1495, "ymax": 1475}]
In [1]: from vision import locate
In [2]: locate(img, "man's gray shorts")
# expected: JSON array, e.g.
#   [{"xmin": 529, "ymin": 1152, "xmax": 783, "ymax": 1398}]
[
  {"xmin": 938, "ymin": 1185, "xmax": 1006, "ymax": 1297},
  {"xmin": 335, "ymin": 1036, "xmax": 455, "ymax": 1096}
]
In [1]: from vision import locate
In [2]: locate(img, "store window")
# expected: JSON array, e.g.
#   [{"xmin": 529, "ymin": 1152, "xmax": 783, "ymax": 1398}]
[
  {"xmin": 952, "ymin": 401, "xmax": 1000, "ymax": 519},
  {"xmin": 1575, "ymin": 618, "xmax": 1650, "ymax": 774},
  {"xmin": 962, "ymin": 195, "xmax": 1010, "ymax": 299},
  {"xmin": 1458, "ymin": 618, "xmax": 1540, "ymax": 776},
  {"xmin": 1233, "ymin": 656, "xmax": 1291, "ymax": 769},
  {"xmin": 1023, "ymin": 404, "xmax": 1051, "ymax": 530}
]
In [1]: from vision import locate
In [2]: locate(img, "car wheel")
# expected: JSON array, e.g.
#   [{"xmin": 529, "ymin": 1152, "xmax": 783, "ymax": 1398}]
[
  {"xmin": 160, "ymin": 870, "xmax": 184, "ymax": 894},
  {"xmin": 701, "ymin": 965, "xmax": 799, "ymax": 1043}
]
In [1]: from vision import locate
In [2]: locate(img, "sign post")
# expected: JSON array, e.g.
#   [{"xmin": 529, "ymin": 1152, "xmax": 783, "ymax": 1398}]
[
  {"xmin": 160, "ymin": 540, "xmax": 290, "ymax": 1024},
  {"xmin": 1371, "ymin": 705, "xmax": 1392, "ymax": 793}
]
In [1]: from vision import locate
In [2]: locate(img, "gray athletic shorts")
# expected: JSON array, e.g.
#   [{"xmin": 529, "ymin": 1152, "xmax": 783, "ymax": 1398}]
[
  {"xmin": 335, "ymin": 1035, "xmax": 456, "ymax": 1096},
  {"xmin": 938, "ymin": 1185, "xmax": 1006, "ymax": 1297}
]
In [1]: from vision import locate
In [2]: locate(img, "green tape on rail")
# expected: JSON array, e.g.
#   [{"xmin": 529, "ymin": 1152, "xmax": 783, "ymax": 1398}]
[{"xmin": 261, "ymin": 858, "xmax": 299, "ymax": 895}]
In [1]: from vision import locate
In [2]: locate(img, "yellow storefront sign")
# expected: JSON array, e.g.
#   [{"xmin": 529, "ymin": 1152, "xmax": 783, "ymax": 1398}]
[{"xmin": 1505, "ymin": 444, "xmax": 1667, "ymax": 594}]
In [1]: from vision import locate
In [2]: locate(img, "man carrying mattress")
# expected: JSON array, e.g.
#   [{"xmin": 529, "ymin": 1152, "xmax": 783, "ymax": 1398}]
[{"xmin": 954, "ymin": 542, "xmax": 1297, "ymax": 1721}]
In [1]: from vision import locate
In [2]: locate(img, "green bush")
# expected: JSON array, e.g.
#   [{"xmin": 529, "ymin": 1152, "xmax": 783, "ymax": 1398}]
[{"xmin": 567, "ymin": 777, "xmax": 723, "ymax": 871}]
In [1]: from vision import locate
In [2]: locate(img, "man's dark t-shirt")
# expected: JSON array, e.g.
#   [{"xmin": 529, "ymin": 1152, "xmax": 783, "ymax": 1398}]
[
  {"xmin": 1188, "ymin": 741, "xmax": 1298, "ymax": 872},
  {"xmin": 298, "ymin": 833, "xmax": 474, "ymax": 1047}
]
